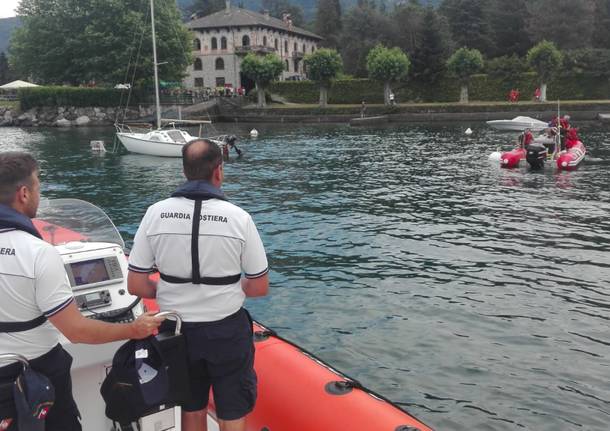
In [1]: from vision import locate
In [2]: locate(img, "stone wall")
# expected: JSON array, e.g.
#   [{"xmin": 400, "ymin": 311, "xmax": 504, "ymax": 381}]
[{"xmin": 0, "ymin": 105, "xmax": 156, "ymax": 127}]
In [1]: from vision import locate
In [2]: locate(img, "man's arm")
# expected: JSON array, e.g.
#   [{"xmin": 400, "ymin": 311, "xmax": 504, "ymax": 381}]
[
  {"xmin": 127, "ymin": 271, "xmax": 158, "ymax": 298},
  {"xmin": 48, "ymin": 301, "xmax": 163, "ymax": 344},
  {"xmin": 242, "ymin": 273, "xmax": 269, "ymax": 297}
]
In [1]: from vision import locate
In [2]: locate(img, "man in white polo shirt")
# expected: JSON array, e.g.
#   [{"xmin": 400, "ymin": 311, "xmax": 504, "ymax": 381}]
[
  {"xmin": 128, "ymin": 139, "xmax": 269, "ymax": 431},
  {"xmin": 0, "ymin": 152, "xmax": 163, "ymax": 431}
]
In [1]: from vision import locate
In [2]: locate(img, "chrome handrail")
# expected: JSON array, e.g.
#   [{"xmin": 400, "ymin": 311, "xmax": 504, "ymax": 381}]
[{"xmin": 155, "ymin": 311, "xmax": 183, "ymax": 335}]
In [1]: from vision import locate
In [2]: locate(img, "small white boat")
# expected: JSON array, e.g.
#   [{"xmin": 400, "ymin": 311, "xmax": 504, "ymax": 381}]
[
  {"xmin": 116, "ymin": 124, "xmax": 227, "ymax": 158},
  {"xmin": 486, "ymin": 116, "xmax": 548, "ymax": 131}
]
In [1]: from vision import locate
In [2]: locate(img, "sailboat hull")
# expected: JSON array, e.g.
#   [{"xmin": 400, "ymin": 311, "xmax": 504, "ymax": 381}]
[{"xmin": 116, "ymin": 132, "xmax": 185, "ymax": 157}]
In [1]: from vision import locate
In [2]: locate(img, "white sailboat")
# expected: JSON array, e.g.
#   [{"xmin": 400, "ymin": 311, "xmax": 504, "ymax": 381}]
[{"xmin": 115, "ymin": 0, "xmax": 225, "ymax": 157}]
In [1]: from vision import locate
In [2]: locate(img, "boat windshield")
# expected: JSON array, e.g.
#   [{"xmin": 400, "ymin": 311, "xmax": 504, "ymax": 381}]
[{"xmin": 34, "ymin": 198, "xmax": 125, "ymax": 249}]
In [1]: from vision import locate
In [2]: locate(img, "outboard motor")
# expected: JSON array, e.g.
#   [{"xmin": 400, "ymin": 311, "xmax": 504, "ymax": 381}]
[
  {"xmin": 226, "ymin": 135, "xmax": 237, "ymax": 146},
  {"xmin": 526, "ymin": 142, "xmax": 547, "ymax": 169}
]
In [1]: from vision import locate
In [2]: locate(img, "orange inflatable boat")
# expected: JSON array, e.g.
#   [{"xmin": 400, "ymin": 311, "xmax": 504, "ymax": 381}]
[
  {"xmin": 145, "ymin": 298, "xmax": 432, "ymax": 431},
  {"xmin": 34, "ymin": 210, "xmax": 433, "ymax": 431}
]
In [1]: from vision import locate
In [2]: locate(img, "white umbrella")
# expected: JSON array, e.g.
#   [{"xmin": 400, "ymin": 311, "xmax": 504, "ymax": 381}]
[{"xmin": 0, "ymin": 80, "xmax": 40, "ymax": 89}]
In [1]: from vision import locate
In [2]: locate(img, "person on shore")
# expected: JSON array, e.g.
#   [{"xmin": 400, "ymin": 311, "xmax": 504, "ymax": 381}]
[
  {"xmin": 534, "ymin": 87, "xmax": 541, "ymax": 101},
  {"xmin": 127, "ymin": 139, "xmax": 269, "ymax": 431},
  {"xmin": 360, "ymin": 100, "xmax": 367, "ymax": 118},
  {"xmin": 389, "ymin": 92, "xmax": 395, "ymax": 106},
  {"xmin": 0, "ymin": 151, "xmax": 163, "ymax": 431}
]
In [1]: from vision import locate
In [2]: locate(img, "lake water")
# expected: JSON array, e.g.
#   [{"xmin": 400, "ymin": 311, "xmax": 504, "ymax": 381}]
[{"xmin": 1, "ymin": 122, "xmax": 610, "ymax": 430}]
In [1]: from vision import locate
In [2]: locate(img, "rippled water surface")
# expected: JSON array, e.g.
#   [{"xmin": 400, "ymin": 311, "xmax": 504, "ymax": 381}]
[{"xmin": 2, "ymin": 122, "xmax": 610, "ymax": 430}]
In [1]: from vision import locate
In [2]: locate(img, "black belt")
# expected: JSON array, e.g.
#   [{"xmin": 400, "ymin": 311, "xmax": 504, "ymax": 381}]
[
  {"xmin": 159, "ymin": 273, "xmax": 241, "ymax": 285},
  {"xmin": 0, "ymin": 315, "xmax": 47, "ymax": 333}
]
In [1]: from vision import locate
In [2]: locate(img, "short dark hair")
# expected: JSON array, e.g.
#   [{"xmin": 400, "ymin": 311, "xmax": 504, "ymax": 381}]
[
  {"xmin": 0, "ymin": 152, "xmax": 39, "ymax": 205},
  {"xmin": 182, "ymin": 139, "xmax": 222, "ymax": 181}
]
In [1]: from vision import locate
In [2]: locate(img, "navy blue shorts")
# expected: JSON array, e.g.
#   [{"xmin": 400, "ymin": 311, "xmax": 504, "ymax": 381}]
[
  {"xmin": 0, "ymin": 344, "xmax": 81, "ymax": 431},
  {"xmin": 160, "ymin": 308, "xmax": 257, "ymax": 421}
]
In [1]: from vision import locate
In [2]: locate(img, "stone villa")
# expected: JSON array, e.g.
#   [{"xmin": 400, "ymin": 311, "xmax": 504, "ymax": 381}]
[{"xmin": 184, "ymin": 2, "xmax": 322, "ymax": 91}]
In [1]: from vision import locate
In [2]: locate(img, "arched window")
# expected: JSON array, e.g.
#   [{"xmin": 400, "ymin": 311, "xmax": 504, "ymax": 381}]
[
  {"xmin": 221, "ymin": 36, "xmax": 227, "ymax": 50},
  {"xmin": 242, "ymin": 35, "xmax": 250, "ymax": 46},
  {"xmin": 215, "ymin": 58, "xmax": 225, "ymax": 70},
  {"xmin": 194, "ymin": 58, "xmax": 202, "ymax": 71},
  {"xmin": 211, "ymin": 37, "xmax": 218, "ymax": 50},
  {"xmin": 263, "ymin": 36, "xmax": 267, "ymax": 46},
  {"xmin": 311, "ymin": 45, "xmax": 315, "ymax": 53},
  {"xmin": 193, "ymin": 38, "xmax": 201, "ymax": 51},
  {"xmin": 285, "ymin": 60, "xmax": 289, "ymax": 71},
  {"xmin": 293, "ymin": 42, "xmax": 297, "ymax": 52},
  {"xmin": 302, "ymin": 43, "xmax": 306, "ymax": 52},
  {"xmin": 284, "ymin": 40, "xmax": 288, "ymax": 52},
  {"xmin": 274, "ymin": 39, "xmax": 278, "ymax": 50}
]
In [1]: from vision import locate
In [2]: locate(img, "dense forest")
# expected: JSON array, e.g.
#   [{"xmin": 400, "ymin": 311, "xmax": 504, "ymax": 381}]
[
  {"xmin": 2, "ymin": 0, "xmax": 609, "ymax": 88},
  {"xmin": 184, "ymin": 0, "xmax": 610, "ymax": 79}
]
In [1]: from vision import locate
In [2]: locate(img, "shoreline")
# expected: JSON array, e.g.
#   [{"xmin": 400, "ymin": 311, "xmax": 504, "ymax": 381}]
[
  {"xmin": 2, "ymin": 100, "xmax": 610, "ymax": 127},
  {"xmin": 219, "ymin": 100, "xmax": 610, "ymax": 124}
]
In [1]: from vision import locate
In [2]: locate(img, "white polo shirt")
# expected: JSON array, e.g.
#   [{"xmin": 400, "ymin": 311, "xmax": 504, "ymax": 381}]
[
  {"xmin": 128, "ymin": 197, "xmax": 268, "ymax": 322},
  {"xmin": 0, "ymin": 229, "xmax": 74, "ymax": 361}
]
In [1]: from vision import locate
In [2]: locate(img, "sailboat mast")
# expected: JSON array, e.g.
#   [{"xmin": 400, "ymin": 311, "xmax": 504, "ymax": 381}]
[{"xmin": 150, "ymin": 0, "xmax": 162, "ymax": 130}]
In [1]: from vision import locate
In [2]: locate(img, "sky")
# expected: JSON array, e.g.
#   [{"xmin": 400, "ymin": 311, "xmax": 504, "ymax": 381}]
[{"xmin": 0, "ymin": 0, "xmax": 19, "ymax": 19}]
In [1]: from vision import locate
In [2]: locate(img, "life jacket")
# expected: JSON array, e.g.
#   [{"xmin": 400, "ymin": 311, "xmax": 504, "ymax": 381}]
[{"xmin": 159, "ymin": 181, "xmax": 239, "ymax": 286}]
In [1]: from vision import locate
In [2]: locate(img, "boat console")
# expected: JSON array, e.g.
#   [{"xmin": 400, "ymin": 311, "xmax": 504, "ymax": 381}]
[{"xmin": 34, "ymin": 199, "xmax": 182, "ymax": 431}]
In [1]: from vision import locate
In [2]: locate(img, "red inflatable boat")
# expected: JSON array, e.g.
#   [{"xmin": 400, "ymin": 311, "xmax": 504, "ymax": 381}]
[
  {"xmin": 556, "ymin": 134, "xmax": 586, "ymax": 171},
  {"xmin": 498, "ymin": 128, "xmax": 586, "ymax": 171},
  {"xmin": 500, "ymin": 147, "xmax": 526, "ymax": 168}
]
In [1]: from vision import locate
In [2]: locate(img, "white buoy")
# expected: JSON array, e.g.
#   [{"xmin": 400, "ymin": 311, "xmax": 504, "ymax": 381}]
[
  {"xmin": 250, "ymin": 129, "xmax": 259, "ymax": 138},
  {"xmin": 90, "ymin": 140, "xmax": 106, "ymax": 153},
  {"xmin": 488, "ymin": 151, "xmax": 502, "ymax": 162},
  {"xmin": 465, "ymin": 128, "xmax": 473, "ymax": 135}
]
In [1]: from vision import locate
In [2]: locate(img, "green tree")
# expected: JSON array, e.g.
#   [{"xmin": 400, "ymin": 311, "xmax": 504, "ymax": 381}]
[
  {"xmin": 526, "ymin": 40, "xmax": 563, "ymax": 102},
  {"xmin": 526, "ymin": 0, "xmax": 594, "ymax": 49},
  {"xmin": 486, "ymin": 54, "xmax": 527, "ymax": 92},
  {"xmin": 9, "ymin": 0, "xmax": 192, "ymax": 86},
  {"xmin": 188, "ymin": 0, "xmax": 226, "ymax": 18},
  {"xmin": 592, "ymin": 0, "xmax": 610, "ymax": 49},
  {"xmin": 340, "ymin": 3, "xmax": 393, "ymax": 77},
  {"xmin": 315, "ymin": 0, "xmax": 342, "ymax": 48},
  {"xmin": 391, "ymin": 0, "xmax": 425, "ymax": 55},
  {"xmin": 366, "ymin": 44, "xmax": 410, "ymax": 105},
  {"xmin": 562, "ymin": 49, "xmax": 610, "ymax": 78},
  {"xmin": 240, "ymin": 53, "xmax": 284, "ymax": 108},
  {"xmin": 446, "ymin": 47, "xmax": 484, "ymax": 103},
  {"xmin": 488, "ymin": 0, "xmax": 531, "ymax": 57},
  {"xmin": 439, "ymin": 0, "xmax": 493, "ymax": 56},
  {"xmin": 410, "ymin": 7, "xmax": 448, "ymax": 83},
  {"xmin": 304, "ymin": 48, "xmax": 342, "ymax": 107},
  {"xmin": 0, "ymin": 52, "xmax": 13, "ymax": 85}
]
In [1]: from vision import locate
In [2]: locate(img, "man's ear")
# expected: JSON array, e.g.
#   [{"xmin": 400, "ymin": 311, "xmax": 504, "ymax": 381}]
[{"xmin": 14, "ymin": 185, "xmax": 27, "ymax": 205}]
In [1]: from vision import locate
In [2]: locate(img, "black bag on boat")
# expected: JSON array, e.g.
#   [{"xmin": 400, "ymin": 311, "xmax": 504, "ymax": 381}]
[
  {"xmin": 100, "ymin": 312, "xmax": 191, "ymax": 424},
  {"xmin": 101, "ymin": 335, "xmax": 169, "ymax": 423}
]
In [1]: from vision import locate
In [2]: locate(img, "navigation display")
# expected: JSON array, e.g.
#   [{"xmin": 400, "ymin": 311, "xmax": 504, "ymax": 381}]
[{"xmin": 70, "ymin": 259, "xmax": 110, "ymax": 286}]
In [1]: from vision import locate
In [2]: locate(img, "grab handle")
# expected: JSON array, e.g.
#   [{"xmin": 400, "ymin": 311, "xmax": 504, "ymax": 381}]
[{"xmin": 155, "ymin": 311, "xmax": 183, "ymax": 336}]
